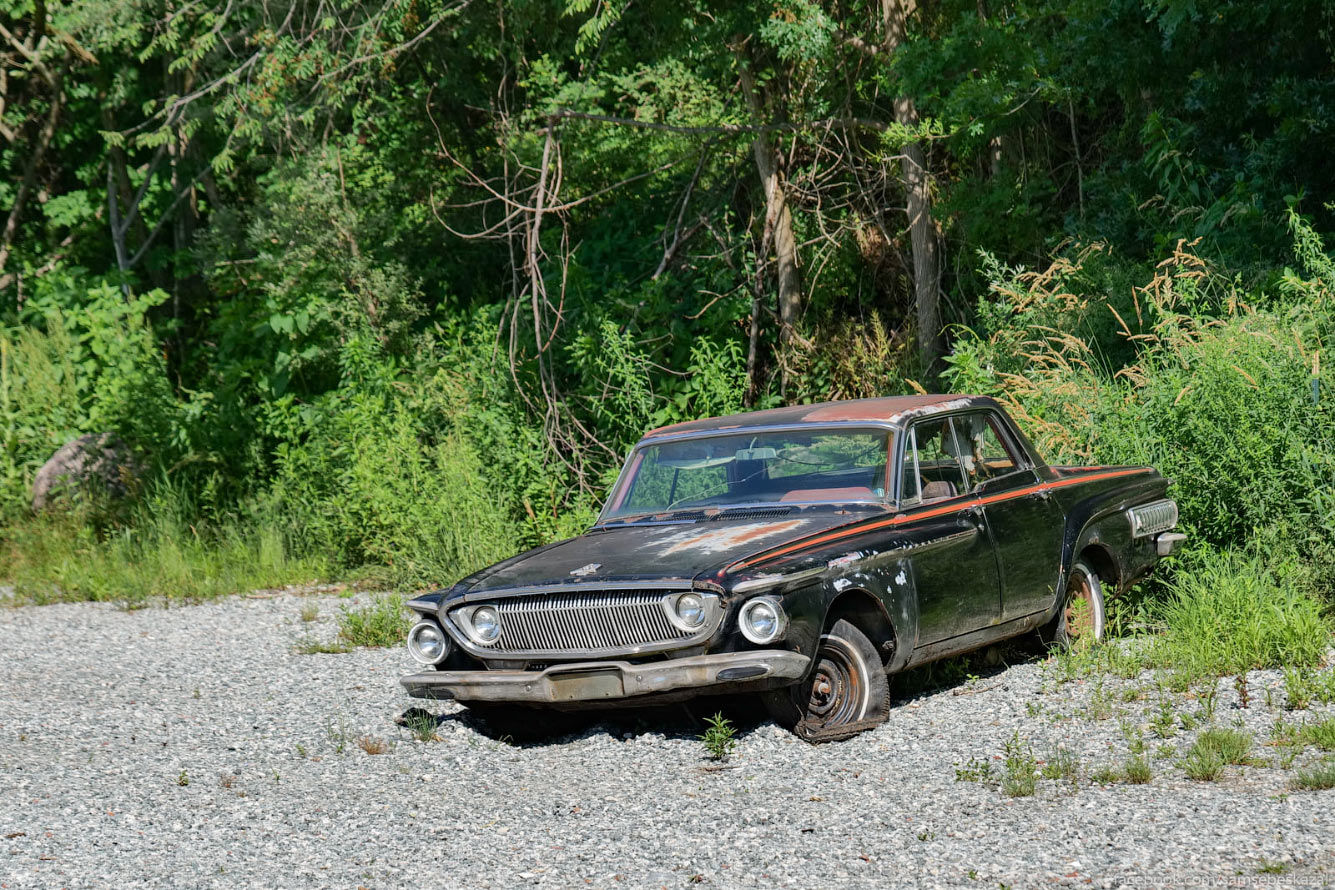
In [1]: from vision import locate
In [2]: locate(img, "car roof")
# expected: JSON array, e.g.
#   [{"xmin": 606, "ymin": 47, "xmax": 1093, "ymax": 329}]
[{"xmin": 641, "ymin": 394, "xmax": 1000, "ymax": 440}]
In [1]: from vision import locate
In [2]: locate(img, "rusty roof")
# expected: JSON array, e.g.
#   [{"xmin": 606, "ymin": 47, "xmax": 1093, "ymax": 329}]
[{"xmin": 642, "ymin": 394, "xmax": 998, "ymax": 439}]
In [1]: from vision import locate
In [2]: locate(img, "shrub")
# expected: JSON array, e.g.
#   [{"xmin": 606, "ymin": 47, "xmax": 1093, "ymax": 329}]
[
  {"xmin": 337, "ymin": 594, "xmax": 410, "ymax": 648},
  {"xmin": 699, "ymin": 712, "xmax": 738, "ymax": 761},
  {"xmin": 1144, "ymin": 548, "xmax": 1330, "ymax": 686}
]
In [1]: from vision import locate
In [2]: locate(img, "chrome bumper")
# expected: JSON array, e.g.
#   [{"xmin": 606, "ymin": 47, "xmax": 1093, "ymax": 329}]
[
  {"xmin": 400, "ymin": 650, "xmax": 811, "ymax": 704},
  {"xmin": 1155, "ymin": 531, "xmax": 1186, "ymax": 557}
]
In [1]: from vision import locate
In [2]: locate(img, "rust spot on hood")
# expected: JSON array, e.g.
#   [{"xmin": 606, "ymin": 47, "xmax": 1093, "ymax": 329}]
[{"xmin": 656, "ymin": 520, "xmax": 806, "ymax": 556}]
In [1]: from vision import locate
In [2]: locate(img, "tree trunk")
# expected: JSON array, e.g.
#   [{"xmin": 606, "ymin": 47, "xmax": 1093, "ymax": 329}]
[
  {"xmin": 736, "ymin": 49, "xmax": 801, "ymax": 393},
  {"xmin": 882, "ymin": 0, "xmax": 943, "ymax": 372}
]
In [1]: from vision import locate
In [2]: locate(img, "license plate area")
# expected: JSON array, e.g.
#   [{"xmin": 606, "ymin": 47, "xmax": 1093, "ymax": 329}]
[{"xmin": 547, "ymin": 667, "xmax": 625, "ymax": 701}]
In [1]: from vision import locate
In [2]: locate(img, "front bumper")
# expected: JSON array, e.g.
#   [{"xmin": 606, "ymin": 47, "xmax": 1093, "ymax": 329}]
[{"xmin": 400, "ymin": 649, "xmax": 811, "ymax": 705}]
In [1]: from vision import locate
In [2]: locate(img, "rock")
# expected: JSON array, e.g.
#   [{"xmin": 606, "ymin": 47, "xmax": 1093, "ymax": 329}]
[{"xmin": 31, "ymin": 432, "xmax": 140, "ymax": 511}]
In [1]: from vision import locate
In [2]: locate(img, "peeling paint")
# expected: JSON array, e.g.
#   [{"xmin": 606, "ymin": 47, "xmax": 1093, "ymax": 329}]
[
  {"xmin": 832, "ymin": 578, "xmax": 852, "ymax": 592},
  {"xmin": 655, "ymin": 520, "xmax": 807, "ymax": 556},
  {"xmin": 894, "ymin": 570, "xmax": 908, "ymax": 586}
]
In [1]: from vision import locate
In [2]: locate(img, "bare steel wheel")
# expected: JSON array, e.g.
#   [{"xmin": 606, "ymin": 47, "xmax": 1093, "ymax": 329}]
[
  {"xmin": 762, "ymin": 618, "xmax": 889, "ymax": 742},
  {"xmin": 1041, "ymin": 560, "xmax": 1106, "ymax": 650}
]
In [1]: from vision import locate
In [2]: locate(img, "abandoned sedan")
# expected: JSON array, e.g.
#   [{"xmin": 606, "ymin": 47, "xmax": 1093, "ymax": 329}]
[{"xmin": 400, "ymin": 395, "xmax": 1183, "ymax": 741}]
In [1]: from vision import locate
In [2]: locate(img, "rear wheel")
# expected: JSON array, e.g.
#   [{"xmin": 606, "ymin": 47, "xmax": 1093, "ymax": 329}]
[
  {"xmin": 762, "ymin": 618, "xmax": 890, "ymax": 742},
  {"xmin": 1041, "ymin": 560, "xmax": 1106, "ymax": 650}
]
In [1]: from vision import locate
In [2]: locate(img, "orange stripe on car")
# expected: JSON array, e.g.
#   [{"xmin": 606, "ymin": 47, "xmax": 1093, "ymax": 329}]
[{"xmin": 726, "ymin": 467, "xmax": 1151, "ymax": 573}]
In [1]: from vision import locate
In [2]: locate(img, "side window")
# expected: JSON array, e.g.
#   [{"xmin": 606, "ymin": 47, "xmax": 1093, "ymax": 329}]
[
  {"xmin": 953, "ymin": 413, "xmax": 1019, "ymax": 490},
  {"xmin": 899, "ymin": 419, "xmax": 967, "ymax": 506}
]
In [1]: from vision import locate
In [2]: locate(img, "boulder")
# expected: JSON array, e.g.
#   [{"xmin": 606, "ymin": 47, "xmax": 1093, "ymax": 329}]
[{"xmin": 31, "ymin": 433, "xmax": 140, "ymax": 512}]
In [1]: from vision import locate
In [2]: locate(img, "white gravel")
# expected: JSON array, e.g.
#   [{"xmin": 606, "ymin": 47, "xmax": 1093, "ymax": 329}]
[{"xmin": 2, "ymin": 593, "xmax": 1333, "ymax": 889}]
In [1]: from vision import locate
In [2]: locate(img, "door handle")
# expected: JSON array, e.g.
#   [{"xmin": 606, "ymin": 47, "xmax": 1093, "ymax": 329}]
[{"xmin": 1029, "ymin": 487, "xmax": 1052, "ymax": 501}]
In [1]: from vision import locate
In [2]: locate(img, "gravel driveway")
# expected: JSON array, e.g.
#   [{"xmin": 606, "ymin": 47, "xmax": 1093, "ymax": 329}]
[{"xmin": 2, "ymin": 593, "xmax": 1333, "ymax": 889}]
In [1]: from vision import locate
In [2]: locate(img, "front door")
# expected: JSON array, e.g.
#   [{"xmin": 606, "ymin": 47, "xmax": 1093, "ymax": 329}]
[
  {"xmin": 898, "ymin": 419, "xmax": 1002, "ymax": 645},
  {"xmin": 952, "ymin": 412, "xmax": 1065, "ymax": 621}
]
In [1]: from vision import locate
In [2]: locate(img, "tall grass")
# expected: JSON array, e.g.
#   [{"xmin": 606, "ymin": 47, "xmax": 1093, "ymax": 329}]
[
  {"xmin": 1143, "ymin": 548, "xmax": 1331, "ymax": 687},
  {"xmin": 1, "ymin": 508, "xmax": 324, "ymax": 605}
]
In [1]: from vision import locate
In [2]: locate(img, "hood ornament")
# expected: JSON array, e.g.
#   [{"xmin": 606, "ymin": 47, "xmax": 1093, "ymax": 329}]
[{"xmin": 570, "ymin": 563, "xmax": 602, "ymax": 576}]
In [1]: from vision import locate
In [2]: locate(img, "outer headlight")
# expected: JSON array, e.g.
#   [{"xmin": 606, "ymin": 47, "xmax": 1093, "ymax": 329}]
[
  {"xmin": 406, "ymin": 620, "xmax": 451, "ymax": 665},
  {"xmin": 738, "ymin": 596, "xmax": 786, "ymax": 645}
]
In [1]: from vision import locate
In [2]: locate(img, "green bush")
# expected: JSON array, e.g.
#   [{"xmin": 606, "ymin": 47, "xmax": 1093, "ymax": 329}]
[
  {"xmin": 337, "ymin": 594, "xmax": 411, "ymax": 648},
  {"xmin": 1144, "ymin": 548, "xmax": 1330, "ymax": 686}
]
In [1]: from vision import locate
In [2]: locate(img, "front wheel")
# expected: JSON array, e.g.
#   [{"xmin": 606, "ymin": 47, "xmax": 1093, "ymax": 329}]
[
  {"xmin": 1040, "ymin": 560, "xmax": 1106, "ymax": 650},
  {"xmin": 762, "ymin": 618, "xmax": 890, "ymax": 742}
]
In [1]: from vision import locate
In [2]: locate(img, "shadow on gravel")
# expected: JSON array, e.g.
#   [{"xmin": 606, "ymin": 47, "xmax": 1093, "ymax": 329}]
[
  {"xmin": 398, "ymin": 695, "xmax": 773, "ymax": 748},
  {"xmin": 395, "ymin": 640, "xmax": 1048, "ymax": 748}
]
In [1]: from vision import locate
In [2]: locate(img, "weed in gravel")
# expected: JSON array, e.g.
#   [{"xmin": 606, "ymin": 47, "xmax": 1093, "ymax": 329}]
[
  {"xmin": 1300, "ymin": 717, "xmax": 1335, "ymax": 751},
  {"xmin": 1121, "ymin": 724, "xmax": 1152, "ymax": 783},
  {"xmin": 1183, "ymin": 727, "xmax": 1253, "ymax": 780},
  {"xmin": 955, "ymin": 756, "xmax": 996, "ymax": 783},
  {"xmin": 1154, "ymin": 743, "xmax": 1175, "ymax": 760},
  {"xmin": 357, "ymin": 736, "xmax": 389, "ymax": 755},
  {"xmin": 1090, "ymin": 764, "xmax": 1121, "ymax": 784},
  {"xmin": 325, "ymin": 714, "xmax": 353, "ymax": 754},
  {"xmin": 1001, "ymin": 732, "xmax": 1038, "ymax": 797},
  {"xmin": 296, "ymin": 637, "xmax": 352, "ymax": 654},
  {"xmin": 299, "ymin": 601, "xmax": 320, "ymax": 622},
  {"xmin": 403, "ymin": 711, "xmax": 441, "ymax": 743},
  {"xmin": 1196, "ymin": 680, "xmax": 1219, "ymax": 723},
  {"xmin": 1124, "ymin": 754, "xmax": 1153, "ymax": 784},
  {"xmin": 1283, "ymin": 665, "xmax": 1312, "ymax": 710},
  {"xmin": 1086, "ymin": 680, "xmax": 1118, "ymax": 721},
  {"xmin": 338, "ymin": 594, "xmax": 410, "ymax": 648},
  {"xmin": 1291, "ymin": 757, "xmax": 1335, "ymax": 791},
  {"xmin": 1200, "ymin": 727, "xmax": 1254, "ymax": 764},
  {"xmin": 218, "ymin": 773, "xmax": 237, "ymax": 789},
  {"xmin": 1040, "ymin": 746, "xmax": 1080, "ymax": 787},
  {"xmin": 699, "ymin": 712, "xmax": 737, "ymax": 761},
  {"xmin": 1120, "ymin": 686, "xmax": 1145, "ymax": 703},
  {"xmin": 1257, "ymin": 861, "xmax": 1288, "ymax": 874},
  {"xmin": 176, "ymin": 769, "xmax": 189, "ymax": 786},
  {"xmin": 1150, "ymin": 695, "xmax": 1177, "ymax": 738},
  {"xmin": 1234, "ymin": 674, "xmax": 1251, "ymax": 709}
]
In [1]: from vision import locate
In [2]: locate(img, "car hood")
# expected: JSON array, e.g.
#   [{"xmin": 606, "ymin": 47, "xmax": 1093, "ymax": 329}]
[{"xmin": 456, "ymin": 512, "xmax": 867, "ymax": 596}]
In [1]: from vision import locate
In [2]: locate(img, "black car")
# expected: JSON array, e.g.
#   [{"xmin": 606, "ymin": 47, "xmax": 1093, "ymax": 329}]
[{"xmin": 399, "ymin": 395, "xmax": 1183, "ymax": 740}]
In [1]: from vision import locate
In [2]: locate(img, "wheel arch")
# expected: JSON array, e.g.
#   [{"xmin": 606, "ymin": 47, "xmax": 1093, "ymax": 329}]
[{"xmin": 822, "ymin": 587, "xmax": 898, "ymax": 667}]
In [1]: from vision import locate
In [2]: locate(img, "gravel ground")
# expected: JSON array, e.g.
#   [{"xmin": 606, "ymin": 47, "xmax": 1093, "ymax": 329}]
[{"xmin": 2, "ymin": 592, "xmax": 1333, "ymax": 890}]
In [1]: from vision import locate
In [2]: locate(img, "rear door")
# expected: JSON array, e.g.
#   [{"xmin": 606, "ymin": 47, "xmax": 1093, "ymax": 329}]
[
  {"xmin": 899, "ymin": 418, "xmax": 1002, "ymax": 644},
  {"xmin": 953, "ymin": 412, "xmax": 1065, "ymax": 622}
]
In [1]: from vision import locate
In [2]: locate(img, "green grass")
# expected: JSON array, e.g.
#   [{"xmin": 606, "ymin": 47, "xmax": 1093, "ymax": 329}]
[
  {"xmin": 1145, "ymin": 549, "xmax": 1331, "ymax": 688},
  {"xmin": 336, "ymin": 594, "xmax": 410, "ymax": 648},
  {"xmin": 1300, "ymin": 718, "xmax": 1335, "ymax": 752},
  {"xmin": 1291, "ymin": 758, "xmax": 1335, "ymax": 791},
  {"xmin": 1182, "ymin": 728, "xmax": 1254, "ymax": 781},
  {"xmin": 1, "ymin": 510, "xmax": 325, "ymax": 605},
  {"xmin": 1001, "ymin": 733, "xmax": 1038, "ymax": 797}
]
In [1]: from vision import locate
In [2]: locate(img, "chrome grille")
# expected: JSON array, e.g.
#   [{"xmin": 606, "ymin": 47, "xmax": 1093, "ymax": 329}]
[{"xmin": 476, "ymin": 590, "xmax": 693, "ymax": 654}]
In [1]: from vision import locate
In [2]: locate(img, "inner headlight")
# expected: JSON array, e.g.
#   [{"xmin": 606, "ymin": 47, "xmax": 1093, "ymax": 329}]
[
  {"xmin": 738, "ymin": 596, "xmax": 786, "ymax": 645},
  {"xmin": 406, "ymin": 620, "xmax": 451, "ymax": 665},
  {"xmin": 675, "ymin": 593, "xmax": 706, "ymax": 628},
  {"xmin": 471, "ymin": 605, "xmax": 502, "ymax": 644}
]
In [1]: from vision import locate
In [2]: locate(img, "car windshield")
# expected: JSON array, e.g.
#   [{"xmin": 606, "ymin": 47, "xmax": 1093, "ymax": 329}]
[{"xmin": 602, "ymin": 428, "xmax": 891, "ymax": 520}]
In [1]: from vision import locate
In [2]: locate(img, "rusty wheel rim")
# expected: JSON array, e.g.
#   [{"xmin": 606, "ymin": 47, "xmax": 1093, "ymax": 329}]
[
  {"xmin": 806, "ymin": 636, "xmax": 866, "ymax": 726},
  {"xmin": 1065, "ymin": 569, "xmax": 1096, "ymax": 642}
]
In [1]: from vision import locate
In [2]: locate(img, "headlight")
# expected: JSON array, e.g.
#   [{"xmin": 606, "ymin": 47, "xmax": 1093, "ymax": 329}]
[
  {"xmin": 675, "ymin": 593, "xmax": 706, "ymax": 628},
  {"xmin": 406, "ymin": 620, "xmax": 451, "ymax": 665},
  {"xmin": 738, "ymin": 596, "xmax": 786, "ymax": 645},
  {"xmin": 471, "ymin": 606, "xmax": 501, "ymax": 644}
]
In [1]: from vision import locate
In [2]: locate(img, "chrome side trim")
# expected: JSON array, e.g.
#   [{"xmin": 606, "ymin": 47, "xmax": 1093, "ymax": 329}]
[{"xmin": 731, "ymin": 566, "xmax": 826, "ymax": 594}]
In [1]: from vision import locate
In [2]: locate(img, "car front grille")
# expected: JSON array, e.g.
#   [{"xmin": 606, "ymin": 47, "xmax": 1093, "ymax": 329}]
[{"xmin": 466, "ymin": 590, "xmax": 699, "ymax": 656}]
